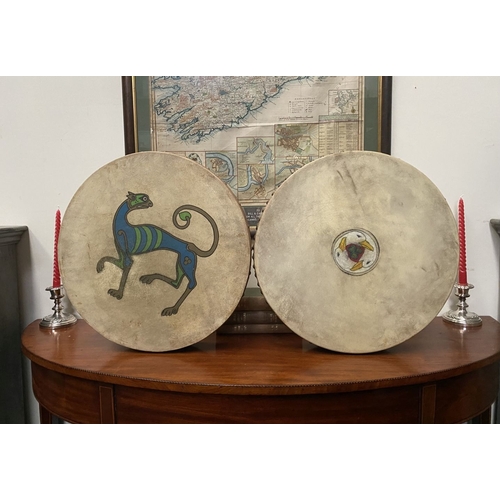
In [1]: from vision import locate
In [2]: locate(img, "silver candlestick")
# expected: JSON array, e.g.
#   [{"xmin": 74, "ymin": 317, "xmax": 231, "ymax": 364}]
[
  {"xmin": 443, "ymin": 283, "xmax": 482, "ymax": 327},
  {"xmin": 40, "ymin": 285, "xmax": 77, "ymax": 328}
]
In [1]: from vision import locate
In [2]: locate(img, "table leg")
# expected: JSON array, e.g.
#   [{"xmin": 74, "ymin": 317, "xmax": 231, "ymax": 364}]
[
  {"xmin": 99, "ymin": 385, "xmax": 115, "ymax": 423},
  {"xmin": 39, "ymin": 404, "xmax": 53, "ymax": 424},
  {"xmin": 470, "ymin": 406, "xmax": 492, "ymax": 424}
]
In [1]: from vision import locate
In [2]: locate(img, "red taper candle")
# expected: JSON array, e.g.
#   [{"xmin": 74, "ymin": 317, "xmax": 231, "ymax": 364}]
[
  {"xmin": 53, "ymin": 209, "xmax": 61, "ymax": 288},
  {"xmin": 458, "ymin": 198, "xmax": 467, "ymax": 285}
]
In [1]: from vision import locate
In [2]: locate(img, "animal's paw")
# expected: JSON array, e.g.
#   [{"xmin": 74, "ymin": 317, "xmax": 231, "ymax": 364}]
[
  {"xmin": 96, "ymin": 259, "xmax": 105, "ymax": 273},
  {"xmin": 140, "ymin": 274, "xmax": 155, "ymax": 284},
  {"xmin": 108, "ymin": 289, "xmax": 123, "ymax": 300},
  {"xmin": 161, "ymin": 306, "xmax": 178, "ymax": 316}
]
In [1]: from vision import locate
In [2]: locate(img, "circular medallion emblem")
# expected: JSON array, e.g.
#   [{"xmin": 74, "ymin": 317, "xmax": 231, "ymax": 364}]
[{"xmin": 332, "ymin": 229, "xmax": 380, "ymax": 276}]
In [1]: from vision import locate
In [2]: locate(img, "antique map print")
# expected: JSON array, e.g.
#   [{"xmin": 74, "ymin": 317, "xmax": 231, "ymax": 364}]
[{"xmin": 148, "ymin": 76, "xmax": 364, "ymax": 224}]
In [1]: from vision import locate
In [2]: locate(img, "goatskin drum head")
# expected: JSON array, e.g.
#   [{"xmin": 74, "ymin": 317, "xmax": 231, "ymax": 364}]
[
  {"xmin": 59, "ymin": 152, "xmax": 251, "ymax": 351},
  {"xmin": 254, "ymin": 151, "xmax": 458, "ymax": 353}
]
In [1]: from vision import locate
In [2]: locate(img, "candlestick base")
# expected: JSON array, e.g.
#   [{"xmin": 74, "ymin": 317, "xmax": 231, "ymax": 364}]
[
  {"xmin": 443, "ymin": 283, "xmax": 482, "ymax": 327},
  {"xmin": 40, "ymin": 285, "xmax": 77, "ymax": 328}
]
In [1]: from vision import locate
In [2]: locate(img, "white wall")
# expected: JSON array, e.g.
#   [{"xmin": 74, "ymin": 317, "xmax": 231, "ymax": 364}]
[
  {"xmin": 1, "ymin": 76, "xmax": 500, "ymax": 423},
  {"xmin": 391, "ymin": 77, "xmax": 500, "ymax": 318},
  {"xmin": 0, "ymin": 77, "xmax": 124, "ymax": 422}
]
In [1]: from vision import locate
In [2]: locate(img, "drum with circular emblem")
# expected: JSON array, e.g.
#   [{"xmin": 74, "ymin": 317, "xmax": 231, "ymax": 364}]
[
  {"xmin": 59, "ymin": 152, "xmax": 251, "ymax": 352},
  {"xmin": 253, "ymin": 151, "xmax": 458, "ymax": 353}
]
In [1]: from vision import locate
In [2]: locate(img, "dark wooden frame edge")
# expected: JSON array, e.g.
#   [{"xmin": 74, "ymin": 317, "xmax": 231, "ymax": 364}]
[{"xmin": 121, "ymin": 76, "xmax": 393, "ymax": 156}]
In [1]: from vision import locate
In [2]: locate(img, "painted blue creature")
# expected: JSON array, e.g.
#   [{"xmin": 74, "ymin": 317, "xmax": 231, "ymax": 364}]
[{"xmin": 96, "ymin": 192, "xmax": 219, "ymax": 316}]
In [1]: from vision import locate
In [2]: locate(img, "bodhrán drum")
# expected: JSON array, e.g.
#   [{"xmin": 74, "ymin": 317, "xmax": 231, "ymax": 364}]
[
  {"xmin": 253, "ymin": 151, "xmax": 459, "ymax": 353},
  {"xmin": 59, "ymin": 152, "xmax": 251, "ymax": 352}
]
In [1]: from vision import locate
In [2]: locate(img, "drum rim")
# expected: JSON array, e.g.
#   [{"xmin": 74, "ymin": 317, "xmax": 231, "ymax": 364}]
[
  {"xmin": 60, "ymin": 151, "xmax": 252, "ymax": 352},
  {"xmin": 253, "ymin": 151, "xmax": 458, "ymax": 353}
]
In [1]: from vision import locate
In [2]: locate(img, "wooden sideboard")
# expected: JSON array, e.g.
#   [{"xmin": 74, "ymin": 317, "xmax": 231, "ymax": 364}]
[
  {"xmin": 21, "ymin": 316, "xmax": 500, "ymax": 424},
  {"xmin": 0, "ymin": 226, "xmax": 28, "ymax": 423}
]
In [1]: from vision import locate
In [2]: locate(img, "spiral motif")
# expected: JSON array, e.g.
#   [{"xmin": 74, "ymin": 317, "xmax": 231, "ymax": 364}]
[
  {"xmin": 53, "ymin": 209, "xmax": 61, "ymax": 287},
  {"xmin": 458, "ymin": 198, "xmax": 467, "ymax": 285}
]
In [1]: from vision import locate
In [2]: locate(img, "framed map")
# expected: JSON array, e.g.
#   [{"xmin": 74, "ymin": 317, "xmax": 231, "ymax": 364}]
[{"xmin": 122, "ymin": 76, "xmax": 392, "ymax": 230}]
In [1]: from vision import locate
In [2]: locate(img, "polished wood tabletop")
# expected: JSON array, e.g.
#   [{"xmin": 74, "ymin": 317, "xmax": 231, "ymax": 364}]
[{"xmin": 22, "ymin": 317, "xmax": 500, "ymax": 423}]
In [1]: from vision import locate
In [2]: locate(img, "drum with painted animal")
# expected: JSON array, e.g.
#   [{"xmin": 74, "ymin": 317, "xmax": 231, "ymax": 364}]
[
  {"xmin": 253, "ymin": 151, "xmax": 459, "ymax": 353},
  {"xmin": 59, "ymin": 152, "xmax": 251, "ymax": 351}
]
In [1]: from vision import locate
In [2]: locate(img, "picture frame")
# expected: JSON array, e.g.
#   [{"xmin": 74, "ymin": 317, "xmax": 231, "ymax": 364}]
[{"xmin": 122, "ymin": 76, "xmax": 392, "ymax": 231}]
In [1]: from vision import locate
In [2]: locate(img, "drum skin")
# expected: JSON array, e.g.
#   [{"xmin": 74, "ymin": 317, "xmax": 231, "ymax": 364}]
[
  {"xmin": 59, "ymin": 152, "xmax": 251, "ymax": 352},
  {"xmin": 254, "ymin": 151, "xmax": 459, "ymax": 353}
]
